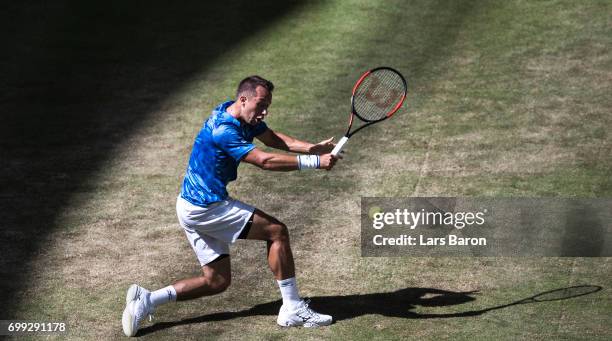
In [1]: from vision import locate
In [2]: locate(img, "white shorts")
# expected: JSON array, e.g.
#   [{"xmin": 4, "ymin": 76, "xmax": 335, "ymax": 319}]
[{"xmin": 176, "ymin": 196, "xmax": 255, "ymax": 266}]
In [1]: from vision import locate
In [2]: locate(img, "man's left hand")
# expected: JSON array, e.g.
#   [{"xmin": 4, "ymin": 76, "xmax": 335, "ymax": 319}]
[{"xmin": 309, "ymin": 137, "xmax": 336, "ymax": 155}]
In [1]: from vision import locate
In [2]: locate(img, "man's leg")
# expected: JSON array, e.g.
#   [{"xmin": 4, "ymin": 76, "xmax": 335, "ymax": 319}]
[
  {"xmin": 242, "ymin": 208, "xmax": 332, "ymax": 327},
  {"xmin": 122, "ymin": 255, "xmax": 231, "ymax": 337},
  {"xmin": 242, "ymin": 209, "xmax": 294, "ymax": 280}
]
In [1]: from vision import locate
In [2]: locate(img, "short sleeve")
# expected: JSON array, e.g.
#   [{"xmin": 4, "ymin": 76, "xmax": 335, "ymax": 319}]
[{"xmin": 212, "ymin": 124, "xmax": 256, "ymax": 161}]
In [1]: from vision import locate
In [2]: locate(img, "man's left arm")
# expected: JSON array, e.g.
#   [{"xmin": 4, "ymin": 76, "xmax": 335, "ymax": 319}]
[{"xmin": 256, "ymin": 128, "xmax": 335, "ymax": 155}]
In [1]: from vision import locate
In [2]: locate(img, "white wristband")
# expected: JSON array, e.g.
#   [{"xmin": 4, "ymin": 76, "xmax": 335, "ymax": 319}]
[{"xmin": 297, "ymin": 155, "xmax": 320, "ymax": 170}]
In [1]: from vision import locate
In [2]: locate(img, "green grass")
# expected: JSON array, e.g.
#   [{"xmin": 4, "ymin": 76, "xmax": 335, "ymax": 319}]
[{"xmin": 4, "ymin": 0, "xmax": 612, "ymax": 340}]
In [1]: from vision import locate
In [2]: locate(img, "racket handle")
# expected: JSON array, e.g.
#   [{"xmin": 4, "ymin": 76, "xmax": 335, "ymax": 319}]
[{"xmin": 331, "ymin": 136, "xmax": 349, "ymax": 156}]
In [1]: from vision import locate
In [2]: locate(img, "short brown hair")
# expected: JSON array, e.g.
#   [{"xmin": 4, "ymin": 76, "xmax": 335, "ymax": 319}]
[{"xmin": 236, "ymin": 75, "xmax": 274, "ymax": 98}]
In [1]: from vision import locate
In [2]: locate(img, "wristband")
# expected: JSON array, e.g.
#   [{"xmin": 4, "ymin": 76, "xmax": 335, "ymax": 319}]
[{"xmin": 297, "ymin": 155, "xmax": 320, "ymax": 170}]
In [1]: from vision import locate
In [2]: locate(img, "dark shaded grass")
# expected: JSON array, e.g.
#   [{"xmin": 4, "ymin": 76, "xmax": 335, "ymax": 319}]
[{"xmin": 0, "ymin": 0, "xmax": 308, "ymax": 318}]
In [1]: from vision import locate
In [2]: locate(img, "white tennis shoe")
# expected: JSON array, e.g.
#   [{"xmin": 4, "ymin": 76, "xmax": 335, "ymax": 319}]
[
  {"xmin": 122, "ymin": 284, "xmax": 155, "ymax": 337},
  {"xmin": 276, "ymin": 299, "xmax": 333, "ymax": 327}
]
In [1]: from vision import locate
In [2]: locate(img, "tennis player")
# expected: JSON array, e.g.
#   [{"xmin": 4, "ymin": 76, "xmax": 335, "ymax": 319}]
[{"xmin": 122, "ymin": 76, "xmax": 339, "ymax": 336}]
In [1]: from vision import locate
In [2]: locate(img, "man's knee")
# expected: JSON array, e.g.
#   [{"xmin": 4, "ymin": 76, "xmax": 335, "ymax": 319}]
[
  {"xmin": 204, "ymin": 271, "xmax": 231, "ymax": 294},
  {"xmin": 212, "ymin": 275, "xmax": 231, "ymax": 293},
  {"xmin": 202, "ymin": 257, "xmax": 231, "ymax": 293},
  {"xmin": 270, "ymin": 221, "xmax": 290, "ymax": 243},
  {"xmin": 247, "ymin": 209, "xmax": 291, "ymax": 242}
]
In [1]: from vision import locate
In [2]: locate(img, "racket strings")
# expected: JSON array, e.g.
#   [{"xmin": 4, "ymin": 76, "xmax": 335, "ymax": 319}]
[{"xmin": 353, "ymin": 69, "xmax": 405, "ymax": 121}]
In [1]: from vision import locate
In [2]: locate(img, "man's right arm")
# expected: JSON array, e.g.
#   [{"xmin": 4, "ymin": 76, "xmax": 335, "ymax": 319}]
[{"xmin": 242, "ymin": 148, "xmax": 337, "ymax": 171}]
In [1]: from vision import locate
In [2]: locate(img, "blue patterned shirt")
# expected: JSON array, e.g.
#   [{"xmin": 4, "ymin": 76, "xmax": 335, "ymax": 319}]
[{"xmin": 180, "ymin": 101, "xmax": 268, "ymax": 207}]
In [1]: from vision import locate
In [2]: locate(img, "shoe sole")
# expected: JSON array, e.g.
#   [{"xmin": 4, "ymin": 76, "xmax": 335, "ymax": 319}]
[
  {"xmin": 277, "ymin": 322, "xmax": 332, "ymax": 328},
  {"xmin": 122, "ymin": 303, "xmax": 135, "ymax": 336},
  {"xmin": 122, "ymin": 284, "xmax": 139, "ymax": 337},
  {"xmin": 277, "ymin": 319, "xmax": 333, "ymax": 328}
]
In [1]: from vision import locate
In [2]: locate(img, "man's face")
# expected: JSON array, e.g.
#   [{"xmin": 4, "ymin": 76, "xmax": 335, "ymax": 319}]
[{"xmin": 240, "ymin": 85, "xmax": 271, "ymax": 125}]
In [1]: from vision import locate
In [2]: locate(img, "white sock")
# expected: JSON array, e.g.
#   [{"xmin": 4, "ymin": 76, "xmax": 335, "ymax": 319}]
[
  {"xmin": 149, "ymin": 285, "xmax": 177, "ymax": 307},
  {"xmin": 277, "ymin": 277, "xmax": 302, "ymax": 309}
]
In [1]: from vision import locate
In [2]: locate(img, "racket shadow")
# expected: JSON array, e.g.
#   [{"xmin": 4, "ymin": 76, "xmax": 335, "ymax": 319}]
[
  {"xmin": 137, "ymin": 285, "xmax": 603, "ymax": 335},
  {"xmin": 405, "ymin": 284, "xmax": 604, "ymax": 318}
]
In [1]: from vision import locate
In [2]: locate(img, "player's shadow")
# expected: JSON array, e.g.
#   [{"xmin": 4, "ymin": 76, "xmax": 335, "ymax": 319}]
[
  {"xmin": 138, "ymin": 285, "xmax": 603, "ymax": 336},
  {"xmin": 138, "ymin": 287, "xmax": 474, "ymax": 336}
]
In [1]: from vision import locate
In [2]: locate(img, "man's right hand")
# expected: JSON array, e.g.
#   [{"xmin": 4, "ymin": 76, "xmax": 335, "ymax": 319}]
[{"xmin": 319, "ymin": 153, "xmax": 341, "ymax": 170}]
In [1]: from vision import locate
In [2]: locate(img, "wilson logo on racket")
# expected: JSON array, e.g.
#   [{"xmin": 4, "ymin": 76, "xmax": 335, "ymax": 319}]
[
  {"xmin": 332, "ymin": 66, "xmax": 407, "ymax": 156},
  {"xmin": 363, "ymin": 76, "xmax": 401, "ymax": 109}
]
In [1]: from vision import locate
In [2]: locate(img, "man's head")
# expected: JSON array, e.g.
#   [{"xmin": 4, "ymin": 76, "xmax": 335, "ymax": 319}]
[{"xmin": 235, "ymin": 76, "xmax": 274, "ymax": 125}]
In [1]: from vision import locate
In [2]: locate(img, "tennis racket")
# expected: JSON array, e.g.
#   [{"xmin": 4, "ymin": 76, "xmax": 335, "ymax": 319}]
[{"xmin": 331, "ymin": 66, "xmax": 407, "ymax": 156}]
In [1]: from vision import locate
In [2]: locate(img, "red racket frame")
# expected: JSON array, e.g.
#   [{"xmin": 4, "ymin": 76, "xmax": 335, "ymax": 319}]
[{"xmin": 344, "ymin": 66, "xmax": 407, "ymax": 138}]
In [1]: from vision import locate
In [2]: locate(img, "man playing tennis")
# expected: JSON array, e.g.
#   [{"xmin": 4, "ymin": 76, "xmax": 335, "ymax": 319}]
[{"xmin": 122, "ymin": 76, "xmax": 339, "ymax": 336}]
